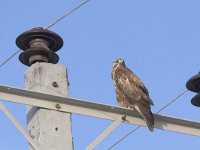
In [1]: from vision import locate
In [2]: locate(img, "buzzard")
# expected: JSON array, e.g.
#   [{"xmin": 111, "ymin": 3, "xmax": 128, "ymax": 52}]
[{"xmin": 111, "ymin": 59, "xmax": 154, "ymax": 131}]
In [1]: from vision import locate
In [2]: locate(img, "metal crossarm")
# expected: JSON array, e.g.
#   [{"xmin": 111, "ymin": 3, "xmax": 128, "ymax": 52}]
[{"xmin": 0, "ymin": 85, "xmax": 200, "ymax": 136}]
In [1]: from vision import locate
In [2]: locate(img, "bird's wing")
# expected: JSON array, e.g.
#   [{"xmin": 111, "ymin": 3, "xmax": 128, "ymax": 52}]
[
  {"xmin": 126, "ymin": 67, "xmax": 149, "ymax": 95},
  {"xmin": 115, "ymin": 66, "xmax": 153, "ymax": 107}
]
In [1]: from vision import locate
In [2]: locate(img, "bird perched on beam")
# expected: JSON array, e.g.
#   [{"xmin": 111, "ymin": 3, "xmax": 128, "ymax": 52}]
[{"xmin": 111, "ymin": 59, "xmax": 154, "ymax": 132}]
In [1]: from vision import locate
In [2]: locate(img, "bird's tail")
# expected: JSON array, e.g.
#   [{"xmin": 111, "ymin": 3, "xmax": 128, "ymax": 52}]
[{"xmin": 134, "ymin": 104, "xmax": 154, "ymax": 132}]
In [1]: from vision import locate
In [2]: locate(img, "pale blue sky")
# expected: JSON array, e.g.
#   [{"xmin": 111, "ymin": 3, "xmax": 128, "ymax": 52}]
[{"xmin": 0, "ymin": 0, "xmax": 200, "ymax": 149}]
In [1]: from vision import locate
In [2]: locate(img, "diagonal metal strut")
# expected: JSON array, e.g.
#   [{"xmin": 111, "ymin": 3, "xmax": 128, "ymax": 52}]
[
  {"xmin": 85, "ymin": 118, "xmax": 122, "ymax": 150},
  {"xmin": 0, "ymin": 102, "xmax": 39, "ymax": 150}
]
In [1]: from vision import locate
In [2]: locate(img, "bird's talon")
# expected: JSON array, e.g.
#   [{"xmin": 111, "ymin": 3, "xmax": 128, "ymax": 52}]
[{"xmin": 121, "ymin": 115, "xmax": 127, "ymax": 121}]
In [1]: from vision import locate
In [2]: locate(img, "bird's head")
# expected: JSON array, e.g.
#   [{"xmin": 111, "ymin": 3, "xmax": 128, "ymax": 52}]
[{"xmin": 112, "ymin": 59, "xmax": 126, "ymax": 69}]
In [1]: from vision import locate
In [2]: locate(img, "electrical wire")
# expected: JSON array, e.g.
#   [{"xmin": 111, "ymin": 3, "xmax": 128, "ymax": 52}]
[
  {"xmin": 107, "ymin": 89, "xmax": 188, "ymax": 150},
  {"xmin": 0, "ymin": 0, "xmax": 91, "ymax": 69},
  {"xmin": 0, "ymin": 49, "xmax": 21, "ymax": 68},
  {"xmin": 44, "ymin": 0, "xmax": 90, "ymax": 29}
]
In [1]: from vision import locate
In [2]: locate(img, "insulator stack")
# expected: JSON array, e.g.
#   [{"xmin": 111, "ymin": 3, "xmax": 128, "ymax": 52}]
[
  {"xmin": 186, "ymin": 73, "xmax": 200, "ymax": 107},
  {"xmin": 16, "ymin": 27, "xmax": 63, "ymax": 66}
]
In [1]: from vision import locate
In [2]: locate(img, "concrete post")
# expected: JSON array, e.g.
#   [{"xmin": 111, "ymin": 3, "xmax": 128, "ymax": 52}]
[{"xmin": 25, "ymin": 62, "xmax": 73, "ymax": 150}]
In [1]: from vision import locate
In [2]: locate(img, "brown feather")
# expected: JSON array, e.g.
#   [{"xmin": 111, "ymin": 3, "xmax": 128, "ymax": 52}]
[
  {"xmin": 115, "ymin": 66, "xmax": 153, "ymax": 106},
  {"xmin": 112, "ymin": 59, "xmax": 154, "ymax": 131}
]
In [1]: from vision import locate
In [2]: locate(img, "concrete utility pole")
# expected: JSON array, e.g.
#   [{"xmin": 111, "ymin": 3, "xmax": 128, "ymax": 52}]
[{"xmin": 16, "ymin": 28, "xmax": 73, "ymax": 150}]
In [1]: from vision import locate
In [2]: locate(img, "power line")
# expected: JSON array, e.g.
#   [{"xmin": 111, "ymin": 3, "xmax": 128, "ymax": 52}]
[
  {"xmin": 0, "ymin": 0, "xmax": 91, "ymax": 69},
  {"xmin": 0, "ymin": 49, "xmax": 21, "ymax": 68},
  {"xmin": 156, "ymin": 89, "xmax": 188, "ymax": 113},
  {"xmin": 44, "ymin": 0, "xmax": 90, "ymax": 29},
  {"xmin": 107, "ymin": 89, "xmax": 188, "ymax": 150}
]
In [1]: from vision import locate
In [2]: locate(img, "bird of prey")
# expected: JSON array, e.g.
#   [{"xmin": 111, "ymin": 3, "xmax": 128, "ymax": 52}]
[{"xmin": 111, "ymin": 59, "xmax": 154, "ymax": 131}]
